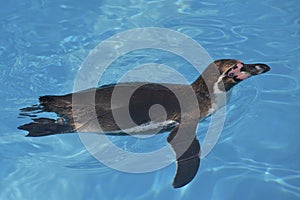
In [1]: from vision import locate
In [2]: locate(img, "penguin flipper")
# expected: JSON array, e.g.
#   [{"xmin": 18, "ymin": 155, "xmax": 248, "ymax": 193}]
[{"xmin": 167, "ymin": 125, "xmax": 200, "ymax": 188}]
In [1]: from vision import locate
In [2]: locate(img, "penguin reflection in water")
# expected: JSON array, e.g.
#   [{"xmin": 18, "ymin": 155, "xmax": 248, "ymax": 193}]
[{"xmin": 18, "ymin": 59, "xmax": 270, "ymax": 188}]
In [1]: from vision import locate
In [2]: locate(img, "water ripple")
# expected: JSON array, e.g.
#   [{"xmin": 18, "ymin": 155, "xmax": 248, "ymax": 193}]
[
  {"xmin": 1, "ymin": 0, "xmax": 300, "ymax": 199},
  {"xmin": 202, "ymin": 158, "xmax": 300, "ymax": 199}
]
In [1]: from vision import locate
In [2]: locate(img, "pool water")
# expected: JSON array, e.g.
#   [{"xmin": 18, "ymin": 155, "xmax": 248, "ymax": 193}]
[{"xmin": 1, "ymin": 0, "xmax": 300, "ymax": 199}]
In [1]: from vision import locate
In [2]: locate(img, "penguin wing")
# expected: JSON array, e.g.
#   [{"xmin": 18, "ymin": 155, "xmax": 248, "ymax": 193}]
[{"xmin": 167, "ymin": 124, "xmax": 200, "ymax": 188}]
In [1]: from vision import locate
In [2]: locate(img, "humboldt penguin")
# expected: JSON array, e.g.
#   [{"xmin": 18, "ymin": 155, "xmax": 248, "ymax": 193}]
[{"xmin": 18, "ymin": 59, "xmax": 270, "ymax": 188}]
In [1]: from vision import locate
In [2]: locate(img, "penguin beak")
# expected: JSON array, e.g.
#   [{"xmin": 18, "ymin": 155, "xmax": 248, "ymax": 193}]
[{"xmin": 241, "ymin": 63, "xmax": 270, "ymax": 76}]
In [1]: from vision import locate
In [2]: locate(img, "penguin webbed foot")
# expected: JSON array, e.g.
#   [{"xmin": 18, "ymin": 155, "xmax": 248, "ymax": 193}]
[
  {"xmin": 18, "ymin": 95, "xmax": 74, "ymax": 136},
  {"xmin": 18, "ymin": 118, "xmax": 73, "ymax": 137}
]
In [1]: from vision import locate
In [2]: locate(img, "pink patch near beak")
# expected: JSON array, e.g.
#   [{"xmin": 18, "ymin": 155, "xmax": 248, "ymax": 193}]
[{"xmin": 230, "ymin": 63, "xmax": 248, "ymax": 80}]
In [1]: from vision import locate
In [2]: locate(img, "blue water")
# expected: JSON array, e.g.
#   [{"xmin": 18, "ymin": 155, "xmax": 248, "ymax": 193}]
[{"xmin": 1, "ymin": 0, "xmax": 300, "ymax": 199}]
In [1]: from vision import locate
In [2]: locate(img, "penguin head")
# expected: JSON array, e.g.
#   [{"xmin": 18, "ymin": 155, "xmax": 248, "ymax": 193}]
[{"xmin": 213, "ymin": 59, "xmax": 270, "ymax": 92}]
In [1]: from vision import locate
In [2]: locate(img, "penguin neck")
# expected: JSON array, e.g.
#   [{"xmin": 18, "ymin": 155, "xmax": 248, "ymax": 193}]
[
  {"xmin": 191, "ymin": 75, "xmax": 228, "ymax": 116},
  {"xmin": 192, "ymin": 75, "xmax": 212, "ymax": 97}
]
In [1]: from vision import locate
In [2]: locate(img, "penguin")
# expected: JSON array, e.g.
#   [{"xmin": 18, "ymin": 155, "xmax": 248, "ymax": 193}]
[{"xmin": 18, "ymin": 59, "xmax": 270, "ymax": 188}]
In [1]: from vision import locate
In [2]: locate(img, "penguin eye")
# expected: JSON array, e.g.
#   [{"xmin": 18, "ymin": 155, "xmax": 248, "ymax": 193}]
[{"xmin": 228, "ymin": 72, "xmax": 235, "ymax": 78}]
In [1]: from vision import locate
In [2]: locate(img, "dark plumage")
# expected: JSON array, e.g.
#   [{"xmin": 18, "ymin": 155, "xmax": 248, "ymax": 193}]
[{"xmin": 18, "ymin": 59, "xmax": 270, "ymax": 188}]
